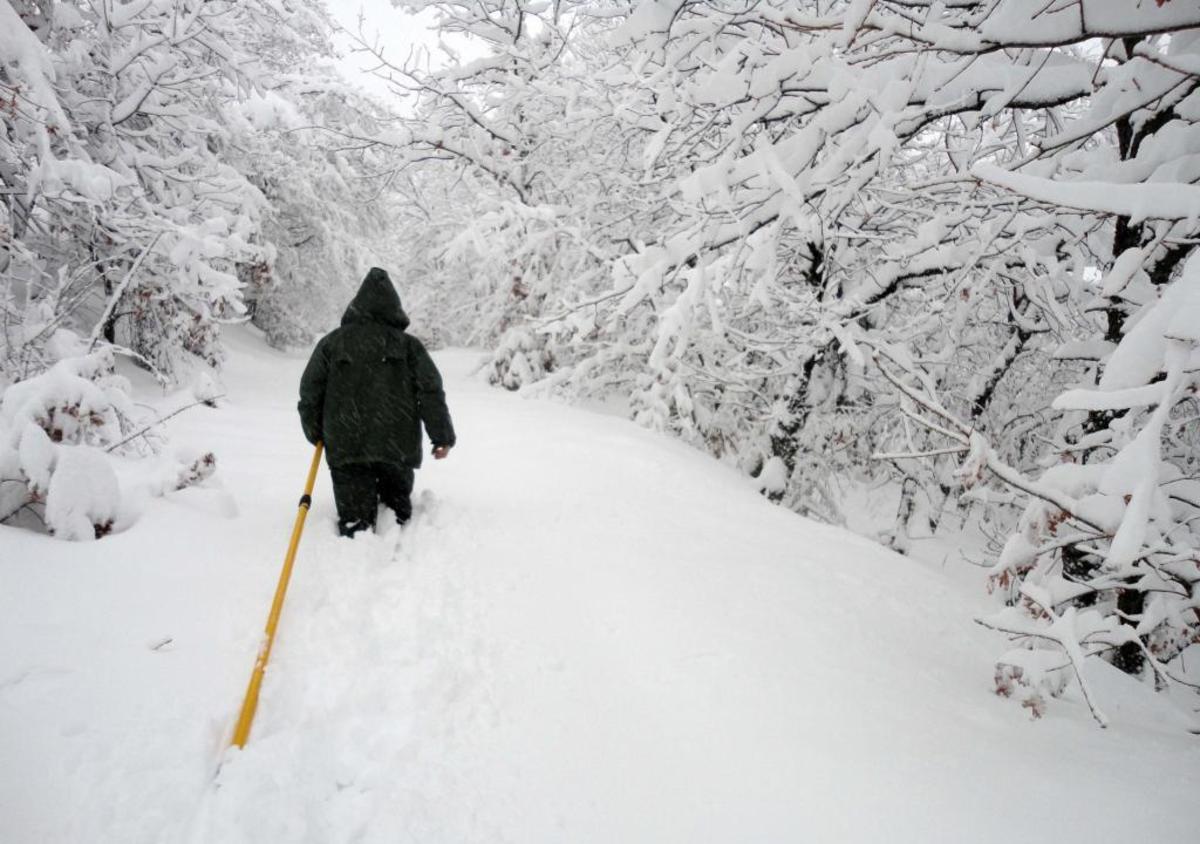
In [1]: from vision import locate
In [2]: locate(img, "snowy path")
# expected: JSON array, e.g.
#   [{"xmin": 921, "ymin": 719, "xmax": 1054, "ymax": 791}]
[{"xmin": 2, "ymin": 330, "xmax": 1198, "ymax": 843}]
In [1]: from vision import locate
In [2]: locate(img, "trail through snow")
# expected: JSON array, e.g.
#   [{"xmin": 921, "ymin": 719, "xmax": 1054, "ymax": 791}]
[{"xmin": 2, "ymin": 329, "xmax": 1197, "ymax": 843}]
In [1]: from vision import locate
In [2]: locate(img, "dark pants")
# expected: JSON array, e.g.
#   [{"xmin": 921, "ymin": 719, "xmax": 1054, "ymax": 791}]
[{"xmin": 330, "ymin": 462, "xmax": 414, "ymax": 537}]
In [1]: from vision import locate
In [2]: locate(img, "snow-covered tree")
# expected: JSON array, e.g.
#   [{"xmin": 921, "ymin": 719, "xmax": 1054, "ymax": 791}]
[
  {"xmin": 376, "ymin": 0, "xmax": 1200, "ymax": 718},
  {"xmin": 227, "ymin": 72, "xmax": 406, "ymax": 348}
]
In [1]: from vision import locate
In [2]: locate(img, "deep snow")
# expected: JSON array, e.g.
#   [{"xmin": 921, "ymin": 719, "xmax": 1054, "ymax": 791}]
[{"xmin": 1, "ymin": 329, "xmax": 1197, "ymax": 843}]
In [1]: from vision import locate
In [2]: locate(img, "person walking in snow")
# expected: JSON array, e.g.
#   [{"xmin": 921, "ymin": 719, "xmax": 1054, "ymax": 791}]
[{"xmin": 298, "ymin": 268, "xmax": 456, "ymax": 537}]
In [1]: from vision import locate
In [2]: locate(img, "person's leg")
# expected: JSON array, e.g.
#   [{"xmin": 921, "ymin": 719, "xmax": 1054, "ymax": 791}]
[
  {"xmin": 330, "ymin": 464, "xmax": 378, "ymax": 537},
  {"xmin": 376, "ymin": 462, "xmax": 415, "ymax": 525}
]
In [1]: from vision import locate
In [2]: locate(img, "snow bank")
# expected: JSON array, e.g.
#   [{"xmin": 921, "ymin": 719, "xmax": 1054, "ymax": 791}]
[{"xmin": 5, "ymin": 340, "xmax": 1194, "ymax": 844}]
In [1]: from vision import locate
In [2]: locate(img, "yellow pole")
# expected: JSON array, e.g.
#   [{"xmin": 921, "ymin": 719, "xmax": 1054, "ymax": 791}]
[{"xmin": 230, "ymin": 442, "xmax": 324, "ymax": 749}]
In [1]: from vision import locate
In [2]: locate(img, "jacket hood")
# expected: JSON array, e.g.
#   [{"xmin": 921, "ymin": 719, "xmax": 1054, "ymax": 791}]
[{"xmin": 341, "ymin": 267, "xmax": 410, "ymax": 330}]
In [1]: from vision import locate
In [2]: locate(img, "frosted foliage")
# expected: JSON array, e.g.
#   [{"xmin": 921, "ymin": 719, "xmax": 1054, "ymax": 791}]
[{"xmin": 389, "ymin": 0, "xmax": 1200, "ymax": 719}]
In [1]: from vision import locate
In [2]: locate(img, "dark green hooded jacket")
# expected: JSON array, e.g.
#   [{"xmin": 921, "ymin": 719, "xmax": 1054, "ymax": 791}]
[{"xmin": 298, "ymin": 268, "xmax": 455, "ymax": 469}]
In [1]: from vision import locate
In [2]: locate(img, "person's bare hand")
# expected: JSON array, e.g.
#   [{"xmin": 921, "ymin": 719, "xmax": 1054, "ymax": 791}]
[{"xmin": 433, "ymin": 445, "xmax": 451, "ymax": 460}]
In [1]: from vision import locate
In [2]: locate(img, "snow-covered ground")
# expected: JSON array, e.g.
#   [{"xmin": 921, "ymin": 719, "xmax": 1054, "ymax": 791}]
[{"xmin": 2, "ymin": 329, "xmax": 1197, "ymax": 843}]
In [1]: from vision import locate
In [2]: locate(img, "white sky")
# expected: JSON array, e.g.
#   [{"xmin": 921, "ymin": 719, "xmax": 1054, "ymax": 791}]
[
  {"xmin": 327, "ymin": 1, "xmax": 482, "ymax": 105},
  {"xmin": 328, "ymin": 1, "xmax": 441, "ymax": 103}
]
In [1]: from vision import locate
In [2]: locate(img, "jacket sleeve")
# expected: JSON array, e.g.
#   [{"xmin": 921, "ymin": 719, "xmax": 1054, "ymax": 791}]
[
  {"xmin": 410, "ymin": 337, "xmax": 456, "ymax": 448},
  {"xmin": 297, "ymin": 338, "xmax": 330, "ymax": 445}
]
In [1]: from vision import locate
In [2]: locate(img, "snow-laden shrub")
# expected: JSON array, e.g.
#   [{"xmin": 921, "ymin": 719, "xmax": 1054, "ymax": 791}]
[
  {"xmin": 0, "ymin": 350, "xmax": 129, "ymax": 538},
  {"xmin": 487, "ymin": 329, "xmax": 556, "ymax": 391},
  {"xmin": 0, "ymin": 347, "xmax": 214, "ymax": 540},
  {"xmin": 43, "ymin": 445, "xmax": 121, "ymax": 541},
  {"xmin": 0, "ymin": 351, "xmax": 133, "ymax": 446},
  {"xmin": 995, "ymin": 648, "xmax": 1071, "ymax": 720}
]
